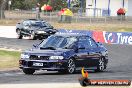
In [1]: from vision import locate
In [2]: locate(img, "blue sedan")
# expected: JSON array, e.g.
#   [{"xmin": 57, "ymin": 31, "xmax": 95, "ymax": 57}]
[{"xmin": 19, "ymin": 34, "xmax": 108, "ymax": 74}]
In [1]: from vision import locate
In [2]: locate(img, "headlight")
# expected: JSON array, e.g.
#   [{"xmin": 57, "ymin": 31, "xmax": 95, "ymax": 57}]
[
  {"xmin": 21, "ymin": 54, "xmax": 30, "ymax": 59},
  {"xmin": 36, "ymin": 31, "xmax": 46, "ymax": 34},
  {"xmin": 49, "ymin": 56, "xmax": 64, "ymax": 60},
  {"xmin": 24, "ymin": 26, "xmax": 29, "ymax": 29}
]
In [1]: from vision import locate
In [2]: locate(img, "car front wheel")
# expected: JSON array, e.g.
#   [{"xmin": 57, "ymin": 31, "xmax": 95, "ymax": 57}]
[
  {"xmin": 23, "ymin": 68, "xmax": 35, "ymax": 75},
  {"xmin": 30, "ymin": 31, "xmax": 36, "ymax": 40},
  {"xmin": 67, "ymin": 59, "xmax": 76, "ymax": 74}
]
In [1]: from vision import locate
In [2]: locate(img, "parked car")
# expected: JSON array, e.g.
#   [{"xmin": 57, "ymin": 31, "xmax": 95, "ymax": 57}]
[
  {"xmin": 16, "ymin": 19, "xmax": 57, "ymax": 40},
  {"xmin": 19, "ymin": 34, "xmax": 108, "ymax": 74}
]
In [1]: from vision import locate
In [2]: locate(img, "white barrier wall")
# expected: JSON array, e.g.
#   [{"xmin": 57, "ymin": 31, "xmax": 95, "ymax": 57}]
[
  {"xmin": 0, "ymin": 26, "xmax": 17, "ymax": 38},
  {"xmin": 128, "ymin": 0, "xmax": 132, "ymax": 16},
  {"xmin": 109, "ymin": 0, "xmax": 122, "ymax": 16},
  {"xmin": 86, "ymin": 0, "xmax": 128, "ymax": 16}
]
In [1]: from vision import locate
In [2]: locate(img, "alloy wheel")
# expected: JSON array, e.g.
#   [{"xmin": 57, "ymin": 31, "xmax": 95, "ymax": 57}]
[
  {"xmin": 67, "ymin": 59, "xmax": 76, "ymax": 74},
  {"xmin": 96, "ymin": 58, "xmax": 105, "ymax": 72}
]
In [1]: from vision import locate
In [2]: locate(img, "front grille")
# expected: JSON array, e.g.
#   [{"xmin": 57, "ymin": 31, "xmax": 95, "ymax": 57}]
[{"xmin": 30, "ymin": 55, "xmax": 49, "ymax": 60}]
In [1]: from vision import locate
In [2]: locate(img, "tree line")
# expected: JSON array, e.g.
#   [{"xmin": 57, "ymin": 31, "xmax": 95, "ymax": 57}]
[
  {"xmin": 0, "ymin": 0, "xmax": 85, "ymax": 19},
  {"xmin": 11, "ymin": 0, "xmax": 67, "ymax": 10}
]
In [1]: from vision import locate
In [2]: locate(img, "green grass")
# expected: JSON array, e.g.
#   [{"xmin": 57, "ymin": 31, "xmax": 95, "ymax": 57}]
[
  {"xmin": 0, "ymin": 50, "xmax": 21, "ymax": 69},
  {"xmin": 51, "ymin": 22, "xmax": 132, "ymax": 32}
]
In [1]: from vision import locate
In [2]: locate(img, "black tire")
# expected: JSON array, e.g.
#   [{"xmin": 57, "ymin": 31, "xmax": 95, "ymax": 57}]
[
  {"xmin": 95, "ymin": 57, "xmax": 106, "ymax": 72},
  {"xmin": 16, "ymin": 29, "xmax": 23, "ymax": 39},
  {"xmin": 79, "ymin": 78, "xmax": 90, "ymax": 87},
  {"xmin": 43, "ymin": 35, "xmax": 48, "ymax": 39},
  {"xmin": 30, "ymin": 31, "xmax": 36, "ymax": 40},
  {"xmin": 66, "ymin": 59, "xmax": 76, "ymax": 74},
  {"xmin": 23, "ymin": 68, "xmax": 35, "ymax": 75}
]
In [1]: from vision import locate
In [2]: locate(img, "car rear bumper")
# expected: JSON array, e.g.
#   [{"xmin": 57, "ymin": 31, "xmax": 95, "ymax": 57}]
[{"xmin": 19, "ymin": 60, "xmax": 67, "ymax": 71}]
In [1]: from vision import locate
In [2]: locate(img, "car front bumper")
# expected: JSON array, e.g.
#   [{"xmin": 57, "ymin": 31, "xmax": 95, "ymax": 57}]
[
  {"xmin": 19, "ymin": 59, "xmax": 68, "ymax": 71},
  {"xmin": 35, "ymin": 32, "xmax": 49, "ymax": 36}
]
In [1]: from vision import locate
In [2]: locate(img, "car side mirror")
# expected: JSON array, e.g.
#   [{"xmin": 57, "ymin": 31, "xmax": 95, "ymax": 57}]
[
  {"xmin": 97, "ymin": 42, "xmax": 103, "ymax": 46},
  {"xmin": 74, "ymin": 45, "xmax": 85, "ymax": 53},
  {"xmin": 54, "ymin": 29, "xmax": 58, "ymax": 31},
  {"xmin": 33, "ymin": 44, "xmax": 39, "ymax": 48},
  {"xmin": 51, "ymin": 26, "xmax": 54, "ymax": 28},
  {"xmin": 78, "ymin": 45, "xmax": 85, "ymax": 50}
]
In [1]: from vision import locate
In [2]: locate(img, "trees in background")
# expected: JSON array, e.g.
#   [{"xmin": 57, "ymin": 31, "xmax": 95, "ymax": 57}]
[
  {"xmin": 11, "ymin": 0, "xmax": 37, "ymax": 10},
  {"xmin": 0, "ymin": 0, "xmax": 85, "ymax": 19},
  {"xmin": 48, "ymin": 0, "xmax": 67, "ymax": 10},
  {"xmin": 71, "ymin": 0, "xmax": 86, "ymax": 8},
  {"xmin": 6, "ymin": 0, "xmax": 85, "ymax": 11},
  {"xmin": 0, "ymin": 0, "xmax": 9, "ymax": 19},
  {"xmin": 10, "ymin": 0, "xmax": 67, "ymax": 11}
]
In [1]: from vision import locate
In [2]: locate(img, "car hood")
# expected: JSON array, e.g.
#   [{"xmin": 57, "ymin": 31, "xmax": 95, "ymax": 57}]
[{"xmin": 23, "ymin": 48, "xmax": 74, "ymax": 57}]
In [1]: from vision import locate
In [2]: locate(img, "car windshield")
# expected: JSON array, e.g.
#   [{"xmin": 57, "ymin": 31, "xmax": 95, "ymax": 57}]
[
  {"xmin": 42, "ymin": 22, "xmax": 52, "ymax": 27},
  {"xmin": 39, "ymin": 36, "xmax": 77, "ymax": 49},
  {"xmin": 30, "ymin": 21, "xmax": 43, "ymax": 26}
]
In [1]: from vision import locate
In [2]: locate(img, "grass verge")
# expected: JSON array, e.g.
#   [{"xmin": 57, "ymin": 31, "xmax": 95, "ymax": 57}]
[
  {"xmin": 0, "ymin": 19, "xmax": 132, "ymax": 32},
  {"xmin": 0, "ymin": 50, "xmax": 21, "ymax": 69},
  {"xmin": 51, "ymin": 22, "xmax": 132, "ymax": 32}
]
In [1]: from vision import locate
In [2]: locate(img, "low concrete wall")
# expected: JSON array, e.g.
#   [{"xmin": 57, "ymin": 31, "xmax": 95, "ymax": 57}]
[{"xmin": 0, "ymin": 26, "xmax": 17, "ymax": 38}]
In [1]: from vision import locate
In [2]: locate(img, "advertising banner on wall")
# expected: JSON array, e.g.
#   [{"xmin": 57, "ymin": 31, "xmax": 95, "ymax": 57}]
[
  {"xmin": 93, "ymin": 31, "xmax": 132, "ymax": 45},
  {"xmin": 59, "ymin": 29, "xmax": 132, "ymax": 45}
]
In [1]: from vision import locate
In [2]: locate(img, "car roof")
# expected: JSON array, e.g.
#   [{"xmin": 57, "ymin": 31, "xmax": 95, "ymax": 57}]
[
  {"xmin": 24, "ymin": 19, "xmax": 46, "ymax": 22},
  {"xmin": 27, "ymin": 19, "xmax": 42, "ymax": 21},
  {"xmin": 54, "ymin": 33, "xmax": 90, "ymax": 37}
]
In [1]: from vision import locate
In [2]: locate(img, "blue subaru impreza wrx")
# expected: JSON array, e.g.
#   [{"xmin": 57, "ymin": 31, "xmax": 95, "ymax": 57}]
[{"xmin": 19, "ymin": 34, "xmax": 108, "ymax": 74}]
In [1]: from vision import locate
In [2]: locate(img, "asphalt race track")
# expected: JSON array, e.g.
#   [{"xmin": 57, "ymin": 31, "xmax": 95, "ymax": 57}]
[{"xmin": 0, "ymin": 37, "xmax": 132, "ymax": 84}]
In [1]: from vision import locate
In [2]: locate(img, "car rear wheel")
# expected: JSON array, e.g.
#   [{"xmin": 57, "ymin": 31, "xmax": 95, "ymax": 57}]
[
  {"xmin": 95, "ymin": 57, "xmax": 106, "ymax": 72},
  {"xmin": 16, "ymin": 29, "xmax": 23, "ymax": 39},
  {"xmin": 30, "ymin": 31, "xmax": 36, "ymax": 40},
  {"xmin": 43, "ymin": 35, "xmax": 48, "ymax": 39},
  {"xmin": 23, "ymin": 68, "xmax": 35, "ymax": 75},
  {"xmin": 67, "ymin": 59, "xmax": 76, "ymax": 74}
]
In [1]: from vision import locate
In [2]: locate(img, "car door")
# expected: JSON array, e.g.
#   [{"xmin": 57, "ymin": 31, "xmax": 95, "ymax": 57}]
[
  {"xmin": 85, "ymin": 37, "xmax": 101, "ymax": 67},
  {"xmin": 76, "ymin": 36, "xmax": 101, "ymax": 68},
  {"xmin": 75, "ymin": 36, "xmax": 90, "ymax": 68}
]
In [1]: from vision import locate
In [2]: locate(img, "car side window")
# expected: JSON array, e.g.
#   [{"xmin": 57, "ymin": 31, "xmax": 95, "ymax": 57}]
[
  {"xmin": 86, "ymin": 37, "xmax": 98, "ymax": 48},
  {"xmin": 42, "ymin": 23, "xmax": 47, "ymax": 27},
  {"xmin": 78, "ymin": 36, "xmax": 98, "ymax": 49},
  {"xmin": 78, "ymin": 36, "xmax": 88, "ymax": 49}
]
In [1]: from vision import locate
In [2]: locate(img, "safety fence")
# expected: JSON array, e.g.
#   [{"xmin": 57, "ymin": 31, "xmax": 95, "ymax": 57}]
[{"xmin": 4, "ymin": 9, "xmax": 132, "ymax": 23}]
